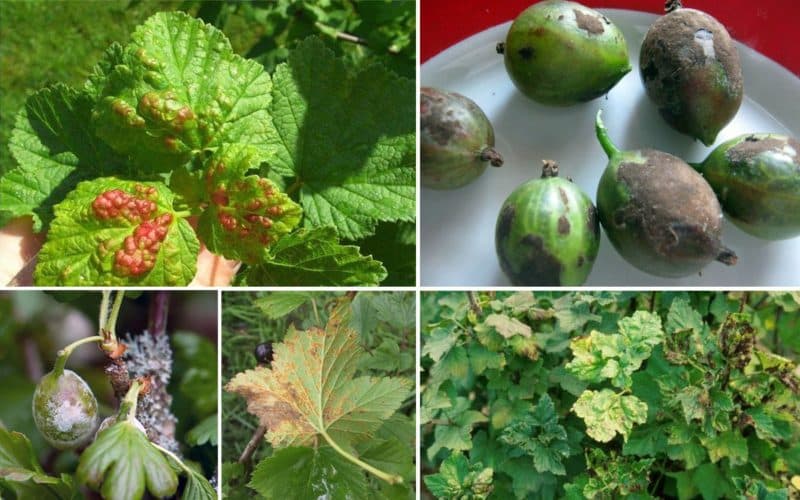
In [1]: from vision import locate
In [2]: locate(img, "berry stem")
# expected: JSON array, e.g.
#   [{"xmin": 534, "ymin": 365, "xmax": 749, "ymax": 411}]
[
  {"xmin": 716, "ymin": 247, "xmax": 738, "ymax": 266},
  {"xmin": 665, "ymin": 0, "xmax": 682, "ymax": 13},
  {"xmin": 479, "ymin": 147, "xmax": 504, "ymax": 167},
  {"xmin": 98, "ymin": 291, "xmax": 111, "ymax": 332},
  {"xmin": 540, "ymin": 159, "xmax": 560, "ymax": 178},
  {"xmin": 595, "ymin": 110, "xmax": 621, "ymax": 159},
  {"xmin": 319, "ymin": 428, "xmax": 404, "ymax": 484},
  {"xmin": 53, "ymin": 335, "xmax": 104, "ymax": 376}
]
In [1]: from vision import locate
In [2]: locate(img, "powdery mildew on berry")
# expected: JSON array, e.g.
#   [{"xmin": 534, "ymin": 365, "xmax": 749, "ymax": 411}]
[{"xmin": 33, "ymin": 370, "xmax": 98, "ymax": 449}]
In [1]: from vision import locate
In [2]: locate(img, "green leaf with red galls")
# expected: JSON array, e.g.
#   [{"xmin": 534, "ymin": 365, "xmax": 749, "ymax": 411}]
[
  {"xmin": 196, "ymin": 144, "xmax": 302, "ymax": 264},
  {"xmin": 91, "ymin": 11, "xmax": 273, "ymax": 169},
  {"xmin": 34, "ymin": 178, "xmax": 198, "ymax": 286}
]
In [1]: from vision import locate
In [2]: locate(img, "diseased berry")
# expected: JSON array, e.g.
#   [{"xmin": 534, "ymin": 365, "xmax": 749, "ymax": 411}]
[
  {"xmin": 497, "ymin": 0, "xmax": 630, "ymax": 106},
  {"xmin": 495, "ymin": 160, "xmax": 600, "ymax": 285},
  {"xmin": 594, "ymin": 110, "xmax": 737, "ymax": 277},
  {"xmin": 421, "ymin": 87, "xmax": 503, "ymax": 189},
  {"xmin": 33, "ymin": 369, "xmax": 99, "ymax": 450},
  {"xmin": 693, "ymin": 133, "xmax": 800, "ymax": 240},
  {"xmin": 640, "ymin": 1, "xmax": 743, "ymax": 145},
  {"xmin": 254, "ymin": 342, "xmax": 274, "ymax": 365}
]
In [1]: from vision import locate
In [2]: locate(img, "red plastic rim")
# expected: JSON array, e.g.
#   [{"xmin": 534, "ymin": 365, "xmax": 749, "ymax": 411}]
[{"xmin": 421, "ymin": 0, "xmax": 800, "ymax": 77}]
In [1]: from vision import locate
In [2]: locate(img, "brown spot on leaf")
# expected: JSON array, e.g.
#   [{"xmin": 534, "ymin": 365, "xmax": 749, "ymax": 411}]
[{"xmin": 574, "ymin": 9, "xmax": 604, "ymax": 35}]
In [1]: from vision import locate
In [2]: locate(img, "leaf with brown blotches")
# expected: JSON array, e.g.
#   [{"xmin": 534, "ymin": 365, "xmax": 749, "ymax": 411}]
[{"xmin": 225, "ymin": 324, "xmax": 411, "ymax": 450}]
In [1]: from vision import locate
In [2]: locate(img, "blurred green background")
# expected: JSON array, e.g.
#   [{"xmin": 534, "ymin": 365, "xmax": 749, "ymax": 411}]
[{"xmin": 0, "ymin": 0, "xmax": 416, "ymax": 175}]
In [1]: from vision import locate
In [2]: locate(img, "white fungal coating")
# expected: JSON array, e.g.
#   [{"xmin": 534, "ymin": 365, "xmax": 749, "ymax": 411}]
[
  {"xmin": 693, "ymin": 29, "xmax": 715, "ymax": 60},
  {"xmin": 33, "ymin": 369, "xmax": 99, "ymax": 449}
]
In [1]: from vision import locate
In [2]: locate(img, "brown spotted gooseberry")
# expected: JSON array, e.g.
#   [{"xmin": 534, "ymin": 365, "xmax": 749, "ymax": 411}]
[
  {"xmin": 495, "ymin": 160, "xmax": 600, "ymax": 285},
  {"xmin": 640, "ymin": 0, "xmax": 743, "ymax": 145},
  {"xmin": 33, "ymin": 369, "xmax": 99, "ymax": 450},
  {"xmin": 594, "ymin": 110, "xmax": 737, "ymax": 278},
  {"xmin": 421, "ymin": 87, "xmax": 503, "ymax": 189},
  {"xmin": 497, "ymin": 0, "xmax": 631, "ymax": 106},
  {"xmin": 692, "ymin": 133, "xmax": 800, "ymax": 240}
]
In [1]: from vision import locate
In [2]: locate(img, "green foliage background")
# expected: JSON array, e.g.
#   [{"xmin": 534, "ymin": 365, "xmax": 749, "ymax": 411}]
[
  {"xmin": 0, "ymin": 0, "xmax": 415, "ymax": 176},
  {"xmin": 421, "ymin": 291, "xmax": 800, "ymax": 499}
]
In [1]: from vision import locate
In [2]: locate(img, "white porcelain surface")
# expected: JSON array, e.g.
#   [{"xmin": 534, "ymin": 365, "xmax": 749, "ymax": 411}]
[{"xmin": 421, "ymin": 9, "xmax": 800, "ymax": 287}]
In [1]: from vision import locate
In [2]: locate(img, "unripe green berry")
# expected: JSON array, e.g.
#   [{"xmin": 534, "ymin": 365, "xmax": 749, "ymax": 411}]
[{"xmin": 33, "ymin": 369, "xmax": 99, "ymax": 450}]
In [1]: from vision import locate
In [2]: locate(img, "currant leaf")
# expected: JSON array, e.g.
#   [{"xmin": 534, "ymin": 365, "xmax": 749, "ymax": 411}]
[
  {"xmin": 91, "ymin": 12, "xmax": 272, "ymax": 169},
  {"xmin": 196, "ymin": 143, "xmax": 301, "ymax": 263},
  {"xmin": 225, "ymin": 321, "xmax": 411, "ymax": 449},
  {"xmin": 265, "ymin": 37, "xmax": 415, "ymax": 240},
  {"xmin": 572, "ymin": 389, "xmax": 648, "ymax": 443},
  {"xmin": 242, "ymin": 226, "xmax": 387, "ymax": 286},
  {"xmin": 0, "ymin": 84, "xmax": 125, "ymax": 231},
  {"xmin": 249, "ymin": 447, "xmax": 369, "ymax": 500},
  {"xmin": 76, "ymin": 420, "xmax": 178, "ymax": 500},
  {"xmin": 34, "ymin": 178, "xmax": 198, "ymax": 286}
]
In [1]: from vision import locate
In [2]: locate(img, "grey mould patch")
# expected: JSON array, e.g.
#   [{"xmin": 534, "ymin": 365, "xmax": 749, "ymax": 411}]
[{"xmin": 123, "ymin": 331, "xmax": 180, "ymax": 454}]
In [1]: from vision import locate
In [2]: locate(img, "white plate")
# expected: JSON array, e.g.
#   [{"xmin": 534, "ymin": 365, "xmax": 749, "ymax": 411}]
[{"xmin": 421, "ymin": 9, "xmax": 800, "ymax": 287}]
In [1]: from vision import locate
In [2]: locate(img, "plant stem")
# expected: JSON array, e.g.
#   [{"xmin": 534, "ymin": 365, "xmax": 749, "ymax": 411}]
[
  {"xmin": 595, "ymin": 109, "xmax": 620, "ymax": 159},
  {"xmin": 99, "ymin": 290, "xmax": 111, "ymax": 331},
  {"xmin": 311, "ymin": 298, "xmax": 321, "ymax": 325},
  {"xmin": 53, "ymin": 335, "xmax": 104, "ymax": 376},
  {"xmin": 286, "ymin": 178, "xmax": 303, "ymax": 197},
  {"xmin": 739, "ymin": 292, "xmax": 749, "ymax": 313},
  {"xmin": 467, "ymin": 292, "xmax": 482, "ymax": 317},
  {"xmin": 148, "ymin": 291, "xmax": 170, "ymax": 337},
  {"xmin": 120, "ymin": 379, "xmax": 142, "ymax": 422},
  {"xmin": 238, "ymin": 425, "xmax": 267, "ymax": 465},
  {"xmin": 106, "ymin": 291, "xmax": 125, "ymax": 335},
  {"xmin": 319, "ymin": 429, "xmax": 403, "ymax": 484}
]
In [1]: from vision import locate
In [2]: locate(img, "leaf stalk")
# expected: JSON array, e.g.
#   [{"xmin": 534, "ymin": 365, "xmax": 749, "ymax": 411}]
[{"xmin": 319, "ymin": 429, "xmax": 403, "ymax": 485}]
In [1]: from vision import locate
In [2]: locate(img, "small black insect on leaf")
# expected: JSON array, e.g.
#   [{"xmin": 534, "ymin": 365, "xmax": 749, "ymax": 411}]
[{"xmin": 254, "ymin": 342, "xmax": 274, "ymax": 365}]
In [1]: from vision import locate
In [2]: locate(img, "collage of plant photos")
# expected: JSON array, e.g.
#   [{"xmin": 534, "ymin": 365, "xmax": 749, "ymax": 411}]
[{"xmin": 1, "ymin": 1, "xmax": 799, "ymax": 499}]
